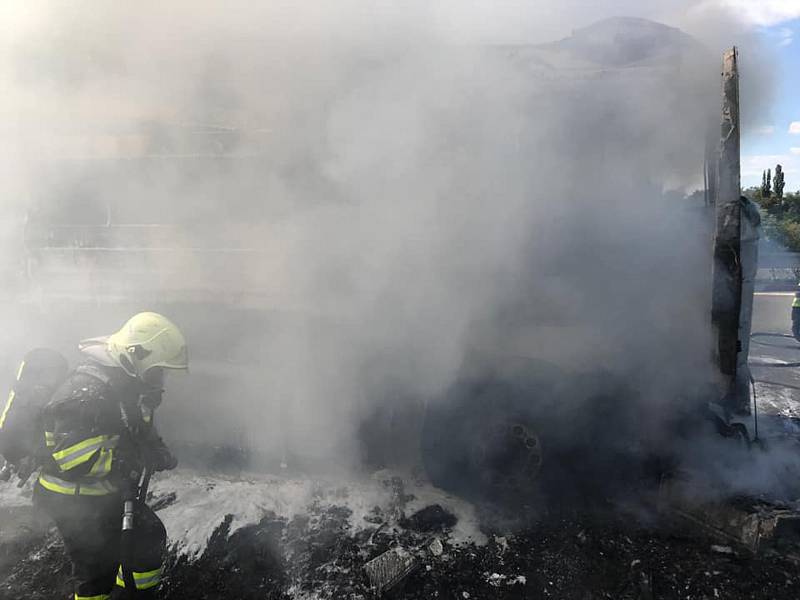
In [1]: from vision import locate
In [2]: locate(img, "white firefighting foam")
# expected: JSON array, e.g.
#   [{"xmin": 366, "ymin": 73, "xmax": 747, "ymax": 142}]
[
  {"xmin": 0, "ymin": 479, "xmax": 30, "ymax": 508},
  {"xmin": 152, "ymin": 469, "xmax": 487, "ymax": 559}
]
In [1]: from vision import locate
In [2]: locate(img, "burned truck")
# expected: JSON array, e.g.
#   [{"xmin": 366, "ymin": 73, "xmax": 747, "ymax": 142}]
[
  {"xmin": 425, "ymin": 48, "xmax": 768, "ymax": 506},
  {"xmin": 0, "ymin": 24, "xmax": 770, "ymax": 507}
]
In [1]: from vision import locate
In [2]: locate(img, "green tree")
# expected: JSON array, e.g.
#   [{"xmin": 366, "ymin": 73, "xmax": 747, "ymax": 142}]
[
  {"xmin": 766, "ymin": 168, "xmax": 772, "ymax": 197},
  {"xmin": 783, "ymin": 191, "xmax": 800, "ymax": 217},
  {"xmin": 778, "ymin": 219, "xmax": 800, "ymax": 251},
  {"xmin": 774, "ymin": 164, "xmax": 786, "ymax": 200},
  {"xmin": 748, "ymin": 184, "xmax": 781, "ymax": 211}
]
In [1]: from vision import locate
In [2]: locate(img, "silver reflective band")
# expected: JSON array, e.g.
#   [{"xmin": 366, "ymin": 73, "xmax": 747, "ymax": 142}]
[{"xmin": 52, "ymin": 435, "xmax": 119, "ymax": 471}]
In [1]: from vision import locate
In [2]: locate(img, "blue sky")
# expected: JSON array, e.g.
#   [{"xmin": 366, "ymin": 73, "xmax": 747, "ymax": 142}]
[{"xmin": 742, "ymin": 17, "xmax": 800, "ymax": 190}]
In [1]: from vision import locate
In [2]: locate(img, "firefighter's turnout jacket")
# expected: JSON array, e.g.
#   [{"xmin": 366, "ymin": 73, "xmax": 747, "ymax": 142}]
[{"xmin": 34, "ymin": 361, "xmax": 173, "ymax": 600}]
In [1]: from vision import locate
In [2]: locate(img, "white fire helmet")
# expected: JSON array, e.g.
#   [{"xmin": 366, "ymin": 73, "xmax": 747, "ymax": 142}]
[{"xmin": 80, "ymin": 312, "xmax": 188, "ymax": 379}]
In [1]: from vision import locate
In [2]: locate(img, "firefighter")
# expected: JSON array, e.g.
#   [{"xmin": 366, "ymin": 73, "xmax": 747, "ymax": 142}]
[
  {"xmin": 33, "ymin": 312, "xmax": 188, "ymax": 600},
  {"xmin": 792, "ymin": 286, "xmax": 800, "ymax": 343}
]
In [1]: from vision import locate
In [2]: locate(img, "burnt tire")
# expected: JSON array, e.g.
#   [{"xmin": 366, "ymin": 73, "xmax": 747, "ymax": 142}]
[
  {"xmin": 421, "ymin": 359, "xmax": 561, "ymax": 503},
  {"xmin": 421, "ymin": 360, "xmax": 648, "ymax": 506}
]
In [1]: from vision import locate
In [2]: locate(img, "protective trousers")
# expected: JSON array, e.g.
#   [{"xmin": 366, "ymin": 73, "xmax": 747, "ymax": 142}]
[{"xmin": 33, "ymin": 482, "xmax": 166, "ymax": 599}]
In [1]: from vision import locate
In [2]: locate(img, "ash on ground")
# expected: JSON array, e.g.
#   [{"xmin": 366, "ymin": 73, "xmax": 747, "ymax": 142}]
[{"xmin": 1, "ymin": 471, "xmax": 799, "ymax": 600}]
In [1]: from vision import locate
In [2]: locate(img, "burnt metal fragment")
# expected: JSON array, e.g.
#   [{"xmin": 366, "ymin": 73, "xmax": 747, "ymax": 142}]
[
  {"xmin": 660, "ymin": 478, "xmax": 800, "ymax": 557},
  {"xmin": 399, "ymin": 505, "xmax": 457, "ymax": 533}
]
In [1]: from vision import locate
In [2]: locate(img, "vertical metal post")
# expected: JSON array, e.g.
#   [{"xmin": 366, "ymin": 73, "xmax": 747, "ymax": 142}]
[
  {"xmin": 705, "ymin": 129, "xmax": 718, "ymax": 207},
  {"xmin": 711, "ymin": 48, "xmax": 744, "ymax": 412}
]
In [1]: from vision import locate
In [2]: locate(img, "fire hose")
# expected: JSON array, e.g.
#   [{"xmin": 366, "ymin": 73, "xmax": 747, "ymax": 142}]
[
  {"xmin": 120, "ymin": 462, "xmax": 152, "ymax": 598},
  {"xmin": 119, "ymin": 396, "xmax": 157, "ymax": 599}
]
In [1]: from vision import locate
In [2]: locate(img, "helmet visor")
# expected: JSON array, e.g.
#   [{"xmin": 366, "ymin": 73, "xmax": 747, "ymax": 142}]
[{"xmin": 156, "ymin": 343, "xmax": 188, "ymax": 371}]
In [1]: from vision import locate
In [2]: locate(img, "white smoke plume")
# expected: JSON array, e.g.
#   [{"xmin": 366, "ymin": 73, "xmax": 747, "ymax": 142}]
[{"xmin": 0, "ymin": 1, "xmax": 781, "ymax": 489}]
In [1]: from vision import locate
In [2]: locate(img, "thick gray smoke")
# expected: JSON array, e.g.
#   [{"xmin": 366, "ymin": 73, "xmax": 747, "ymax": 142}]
[{"xmin": 0, "ymin": 2, "xmax": 777, "ymax": 483}]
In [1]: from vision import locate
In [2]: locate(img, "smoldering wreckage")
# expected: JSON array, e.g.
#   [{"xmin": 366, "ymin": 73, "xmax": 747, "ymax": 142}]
[{"xmin": 2, "ymin": 12, "xmax": 800, "ymax": 600}]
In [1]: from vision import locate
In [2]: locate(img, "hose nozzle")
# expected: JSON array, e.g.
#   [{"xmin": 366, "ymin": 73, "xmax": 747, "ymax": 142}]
[{"xmin": 122, "ymin": 500, "xmax": 135, "ymax": 531}]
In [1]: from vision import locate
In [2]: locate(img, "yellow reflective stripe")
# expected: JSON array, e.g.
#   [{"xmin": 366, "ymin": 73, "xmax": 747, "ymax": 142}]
[
  {"xmin": 56, "ymin": 448, "xmax": 100, "ymax": 471},
  {"xmin": 38, "ymin": 473, "xmax": 117, "ymax": 496},
  {"xmin": 793, "ymin": 297, "xmax": 800, "ymax": 308},
  {"xmin": 52, "ymin": 435, "xmax": 106, "ymax": 460},
  {"xmin": 1, "ymin": 361, "xmax": 27, "ymax": 428},
  {"xmin": 116, "ymin": 567, "xmax": 161, "ymax": 590},
  {"xmin": 45, "ymin": 431, "xmax": 68, "ymax": 448},
  {"xmin": 134, "ymin": 567, "xmax": 161, "ymax": 581},
  {"xmin": 88, "ymin": 448, "xmax": 113, "ymax": 477},
  {"xmin": 39, "ymin": 473, "xmax": 77, "ymax": 495},
  {"xmin": 75, "ymin": 594, "xmax": 110, "ymax": 600},
  {"xmin": 52, "ymin": 435, "xmax": 118, "ymax": 471},
  {"xmin": 0, "ymin": 390, "xmax": 15, "ymax": 429},
  {"xmin": 138, "ymin": 577, "xmax": 160, "ymax": 590},
  {"xmin": 79, "ymin": 480, "xmax": 118, "ymax": 496}
]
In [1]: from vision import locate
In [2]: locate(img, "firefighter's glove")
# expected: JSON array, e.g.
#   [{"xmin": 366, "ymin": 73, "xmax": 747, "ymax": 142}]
[{"xmin": 149, "ymin": 446, "xmax": 178, "ymax": 472}]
